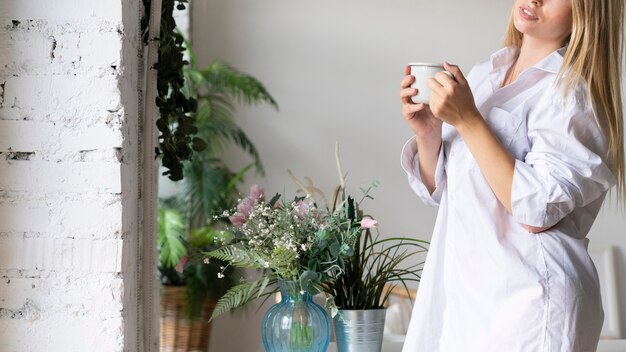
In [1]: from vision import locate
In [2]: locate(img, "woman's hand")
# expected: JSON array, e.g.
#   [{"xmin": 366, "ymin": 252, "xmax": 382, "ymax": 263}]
[
  {"xmin": 427, "ymin": 62, "xmax": 481, "ymax": 128},
  {"xmin": 400, "ymin": 65, "xmax": 442, "ymax": 143},
  {"xmin": 400, "ymin": 65, "xmax": 443, "ymax": 194}
]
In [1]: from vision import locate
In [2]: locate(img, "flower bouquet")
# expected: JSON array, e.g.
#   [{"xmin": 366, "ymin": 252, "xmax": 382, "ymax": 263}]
[
  {"xmin": 205, "ymin": 148, "xmax": 380, "ymax": 351},
  {"xmin": 206, "ymin": 181, "xmax": 377, "ymax": 351}
]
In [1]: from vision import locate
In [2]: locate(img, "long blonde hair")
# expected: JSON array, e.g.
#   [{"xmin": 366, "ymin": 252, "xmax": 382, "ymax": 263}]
[{"xmin": 504, "ymin": 0, "xmax": 625, "ymax": 207}]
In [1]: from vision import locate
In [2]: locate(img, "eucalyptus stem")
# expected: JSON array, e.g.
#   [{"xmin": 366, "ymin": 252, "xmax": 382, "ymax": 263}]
[{"xmin": 142, "ymin": 0, "xmax": 205, "ymax": 181}]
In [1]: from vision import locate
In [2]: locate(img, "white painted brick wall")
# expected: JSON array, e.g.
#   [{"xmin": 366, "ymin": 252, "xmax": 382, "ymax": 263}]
[{"xmin": 0, "ymin": 0, "xmax": 142, "ymax": 351}]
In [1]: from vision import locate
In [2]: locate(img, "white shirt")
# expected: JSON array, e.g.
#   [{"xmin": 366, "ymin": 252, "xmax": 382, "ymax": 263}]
[{"xmin": 401, "ymin": 47, "xmax": 616, "ymax": 352}]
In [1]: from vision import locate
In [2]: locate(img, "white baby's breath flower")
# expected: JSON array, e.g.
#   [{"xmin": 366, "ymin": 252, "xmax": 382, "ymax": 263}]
[
  {"xmin": 203, "ymin": 258, "xmax": 210, "ymax": 264},
  {"xmin": 217, "ymin": 273, "xmax": 225, "ymax": 279}
]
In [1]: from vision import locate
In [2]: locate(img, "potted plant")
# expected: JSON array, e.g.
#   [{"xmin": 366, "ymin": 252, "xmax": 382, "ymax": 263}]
[
  {"xmin": 322, "ymin": 177, "xmax": 429, "ymax": 352},
  {"xmin": 158, "ymin": 204, "xmax": 242, "ymax": 350},
  {"xmin": 157, "ymin": 40, "xmax": 277, "ymax": 351},
  {"xmin": 325, "ymin": 225, "xmax": 428, "ymax": 351}
]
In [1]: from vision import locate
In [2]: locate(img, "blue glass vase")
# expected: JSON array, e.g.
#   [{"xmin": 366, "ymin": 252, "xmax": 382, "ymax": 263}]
[{"xmin": 262, "ymin": 280, "xmax": 330, "ymax": 352}]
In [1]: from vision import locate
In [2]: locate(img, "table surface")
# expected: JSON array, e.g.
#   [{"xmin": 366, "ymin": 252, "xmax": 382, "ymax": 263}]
[
  {"xmin": 258, "ymin": 339, "xmax": 626, "ymax": 352},
  {"xmin": 256, "ymin": 342, "xmax": 403, "ymax": 352}
]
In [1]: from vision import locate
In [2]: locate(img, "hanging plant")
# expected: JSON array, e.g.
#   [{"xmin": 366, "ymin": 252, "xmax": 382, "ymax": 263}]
[{"xmin": 141, "ymin": 0, "xmax": 206, "ymax": 181}]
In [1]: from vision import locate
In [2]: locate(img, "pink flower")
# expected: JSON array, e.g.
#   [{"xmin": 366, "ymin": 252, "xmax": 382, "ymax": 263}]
[
  {"xmin": 229, "ymin": 214, "xmax": 247, "ymax": 227},
  {"xmin": 296, "ymin": 201, "xmax": 310, "ymax": 218},
  {"xmin": 175, "ymin": 256, "xmax": 189, "ymax": 273},
  {"xmin": 249, "ymin": 184, "xmax": 264, "ymax": 202},
  {"xmin": 236, "ymin": 198, "xmax": 254, "ymax": 217},
  {"xmin": 360, "ymin": 216, "xmax": 379, "ymax": 229}
]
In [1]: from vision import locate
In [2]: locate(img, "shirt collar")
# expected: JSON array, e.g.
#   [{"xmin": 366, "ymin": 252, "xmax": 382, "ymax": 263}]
[
  {"xmin": 533, "ymin": 46, "xmax": 566, "ymax": 74},
  {"xmin": 489, "ymin": 46, "xmax": 519, "ymax": 73},
  {"xmin": 490, "ymin": 45, "xmax": 566, "ymax": 75}
]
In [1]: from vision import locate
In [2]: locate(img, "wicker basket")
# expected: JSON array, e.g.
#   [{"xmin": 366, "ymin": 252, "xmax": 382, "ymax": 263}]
[{"xmin": 160, "ymin": 285, "xmax": 216, "ymax": 352}]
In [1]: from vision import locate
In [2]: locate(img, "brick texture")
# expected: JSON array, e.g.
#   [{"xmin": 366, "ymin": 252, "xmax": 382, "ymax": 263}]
[{"xmin": 0, "ymin": 0, "xmax": 142, "ymax": 350}]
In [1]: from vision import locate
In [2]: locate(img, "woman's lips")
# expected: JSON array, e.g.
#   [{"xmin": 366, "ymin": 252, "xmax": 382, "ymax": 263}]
[{"xmin": 519, "ymin": 6, "xmax": 538, "ymax": 20}]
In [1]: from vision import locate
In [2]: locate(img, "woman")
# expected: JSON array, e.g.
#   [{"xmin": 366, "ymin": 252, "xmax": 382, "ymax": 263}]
[{"xmin": 399, "ymin": 0, "xmax": 624, "ymax": 351}]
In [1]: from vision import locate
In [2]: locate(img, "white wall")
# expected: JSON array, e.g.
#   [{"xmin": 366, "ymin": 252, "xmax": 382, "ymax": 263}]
[
  {"xmin": 191, "ymin": 1, "xmax": 626, "ymax": 349},
  {"xmin": 0, "ymin": 0, "xmax": 143, "ymax": 350}
]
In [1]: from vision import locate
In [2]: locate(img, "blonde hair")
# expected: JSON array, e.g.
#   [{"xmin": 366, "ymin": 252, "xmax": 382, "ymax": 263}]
[{"xmin": 504, "ymin": 0, "xmax": 625, "ymax": 207}]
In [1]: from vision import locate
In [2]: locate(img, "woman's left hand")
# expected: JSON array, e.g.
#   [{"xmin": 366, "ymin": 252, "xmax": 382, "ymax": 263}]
[{"xmin": 427, "ymin": 62, "xmax": 481, "ymax": 128}]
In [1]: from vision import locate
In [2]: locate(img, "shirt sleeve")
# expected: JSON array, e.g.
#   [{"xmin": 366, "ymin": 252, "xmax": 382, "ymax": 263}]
[
  {"xmin": 400, "ymin": 136, "xmax": 447, "ymax": 206},
  {"xmin": 510, "ymin": 88, "xmax": 616, "ymax": 228}
]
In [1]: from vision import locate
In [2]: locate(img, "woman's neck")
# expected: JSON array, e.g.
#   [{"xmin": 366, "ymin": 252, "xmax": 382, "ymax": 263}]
[
  {"xmin": 503, "ymin": 36, "xmax": 564, "ymax": 87},
  {"xmin": 517, "ymin": 36, "xmax": 564, "ymax": 70}
]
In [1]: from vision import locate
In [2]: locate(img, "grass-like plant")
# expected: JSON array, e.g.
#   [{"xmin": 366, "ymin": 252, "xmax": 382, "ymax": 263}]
[
  {"xmin": 324, "ymin": 227, "xmax": 428, "ymax": 315},
  {"xmin": 321, "ymin": 180, "xmax": 429, "ymax": 316}
]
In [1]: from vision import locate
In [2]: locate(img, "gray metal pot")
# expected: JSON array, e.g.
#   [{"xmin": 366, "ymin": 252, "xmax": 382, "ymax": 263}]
[{"xmin": 333, "ymin": 309, "xmax": 387, "ymax": 352}]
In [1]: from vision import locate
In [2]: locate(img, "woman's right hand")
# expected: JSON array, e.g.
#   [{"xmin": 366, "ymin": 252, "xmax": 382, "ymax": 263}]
[{"xmin": 400, "ymin": 66, "xmax": 443, "ymax": 142}]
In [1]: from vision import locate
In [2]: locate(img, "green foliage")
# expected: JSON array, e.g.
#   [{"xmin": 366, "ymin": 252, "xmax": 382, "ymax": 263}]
[
  {"xmin": 207, "ymin": 244, "xmax": 266, "ymax": 268},
  {"xmin": 185, "ymin": 52, "xmax": 277, "ymax": 175},
  {"xmin": 143, "ymin": 0, "xmax": 278, "ymax": 322},
  {"xmin": 324, "ymin": 229, "xmax": 429, "ymax": 315},
  {"xmin": 210, "ymin": 276, "xmax": 277, "ymax": 321},
  {"xmin": 142, "ymin": 0, "xmax": 200, "ymax": 181},
  {"xmin": 156, "ymin": 206, "xmax": 241, "ymax": 317},
  {"xmin": 206, "ymin": 175, "xmax": 376, "ymax": 321},
  {"xmin": 141, "ymin": 0, "xmax": 277, "ymax": 181},
  {"xmin": 157, "ymin": 207, "xmax": 186, "ymax": 268},
  {"xmin": 148, "ymin": 2, "xmax": 278, "ymax": 319}
]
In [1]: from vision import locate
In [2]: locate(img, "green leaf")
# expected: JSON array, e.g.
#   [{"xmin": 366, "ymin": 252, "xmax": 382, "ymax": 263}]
[
  {"xmin": 257, "ymin": 276, "xmax": 270, "ymax": 299},
  {"xmin": 316, "ymin": 229, "xmax": 329, "ymax": 241},
  {"xmin": 192, "ymin": 137, "xmax": 208, "ymax": 152},
  {"xmin": 339, "ymin": 243, "xmax": 353, "ymax": 256},
  {"xmin": 210, "ymin": 278, "xmax": 275, "ymax": 321},
  {"xmin": 329, "ymin": 240, "xmax": 341, "ymax": 257},
  {"xmin": 300, "ymin": 270, "xmax": 321, "ymax": 295},
  {"xmin": 157, "ymin": 207, "xmax": 186, "ymax": 268},
  {"xmin": 207, "ymin": 245, "xmax": 263, "ymax": 269}
]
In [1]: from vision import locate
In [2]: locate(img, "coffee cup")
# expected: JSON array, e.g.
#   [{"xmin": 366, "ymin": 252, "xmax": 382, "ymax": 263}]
[{"xmin": 408, "ymin": 63, "xmax": 452, "ymax": 104}]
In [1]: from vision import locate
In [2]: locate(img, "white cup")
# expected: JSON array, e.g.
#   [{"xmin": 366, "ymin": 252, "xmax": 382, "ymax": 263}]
[{"xmin": 408, "ymin": 63, "xmax": 452, "ymax": 104}]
